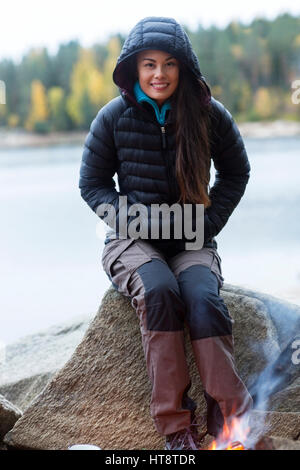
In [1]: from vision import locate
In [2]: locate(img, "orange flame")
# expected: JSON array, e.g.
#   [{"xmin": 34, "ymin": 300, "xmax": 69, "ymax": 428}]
[{"xmin": 208, "ymin": 416, "xmax": 250, "ymax": 450}]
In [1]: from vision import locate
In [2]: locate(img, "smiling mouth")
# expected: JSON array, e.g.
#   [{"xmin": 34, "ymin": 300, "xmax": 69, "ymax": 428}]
[{"xmin": 151, "ymin": 83, "xmax": 169, "ymax": 90}]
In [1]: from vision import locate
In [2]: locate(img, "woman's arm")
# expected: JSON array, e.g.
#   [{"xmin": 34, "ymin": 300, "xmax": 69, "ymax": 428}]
[
  {"xmin": 79, "ymin": 99, "xmax": 128, "ymax": 232},
  {"xmin": 204, "ymin": 98, "xmax": 251, "ymax": 241}
]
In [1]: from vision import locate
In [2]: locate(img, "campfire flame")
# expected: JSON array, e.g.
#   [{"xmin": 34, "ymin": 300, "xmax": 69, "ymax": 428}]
[{"xmin": 208, "ymin": 415, "xmax": 250, "ymax": 450}]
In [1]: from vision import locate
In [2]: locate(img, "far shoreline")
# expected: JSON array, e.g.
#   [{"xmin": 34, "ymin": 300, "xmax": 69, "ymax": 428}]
[{"xmin": 1, "ymin": 120, "xmax": 300, "ymax": 149}]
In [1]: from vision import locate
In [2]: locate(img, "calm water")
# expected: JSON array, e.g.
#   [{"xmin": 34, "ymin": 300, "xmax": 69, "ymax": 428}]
[{"xmin": 0, "ymin": 136, "xmax": 300, "ymax": 344}]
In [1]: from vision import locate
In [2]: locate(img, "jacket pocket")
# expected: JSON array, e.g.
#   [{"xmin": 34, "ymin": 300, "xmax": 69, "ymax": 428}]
[
  {"xmin": 101, "ymin": 239, "xmax": 161, "ymax": 294},
  {"xmin": 101, "ymin": 238, "xmax": 135, "ymax": 279}
]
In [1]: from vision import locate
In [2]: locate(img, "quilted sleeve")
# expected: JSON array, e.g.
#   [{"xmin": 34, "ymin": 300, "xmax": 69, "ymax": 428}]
[
  {"xmin": 204, "ymin": 99, "xmax": 251, "ymax": 241},
  {"xmin": 79, "ymin": 101, "xmax": 129, "ymax": 233}
]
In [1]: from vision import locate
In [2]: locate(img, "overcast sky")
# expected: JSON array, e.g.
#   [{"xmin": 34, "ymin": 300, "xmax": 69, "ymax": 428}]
[{"xmin": 1, "ymin": 0, "xmax": 300, "ymax": 62}]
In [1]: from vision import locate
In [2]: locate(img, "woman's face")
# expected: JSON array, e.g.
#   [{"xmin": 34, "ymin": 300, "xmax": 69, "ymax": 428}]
[{"xmin": 136, "ymin": 50, "xmax": 179, "ymax": 106}]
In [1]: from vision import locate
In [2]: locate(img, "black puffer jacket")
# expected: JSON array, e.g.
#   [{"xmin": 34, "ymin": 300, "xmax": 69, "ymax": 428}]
[{"xmin": 79, "ymin": 17, "xmax": 250, "ymax": 254}]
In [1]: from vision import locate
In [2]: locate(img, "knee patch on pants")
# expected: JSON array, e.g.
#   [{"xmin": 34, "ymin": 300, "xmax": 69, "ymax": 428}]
[
  {"xmin": 178, "ymin": 264, "xmax": 233, "ymax": 340},
  {"xmin": 137, "ymin": 259, "xmax": 185, "ymax": 331}
]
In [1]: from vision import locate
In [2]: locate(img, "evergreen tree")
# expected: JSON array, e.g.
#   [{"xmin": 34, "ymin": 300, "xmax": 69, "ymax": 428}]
[{"xmin": 48, "ymin": 87, "xmax": 71, "ymax": 131}]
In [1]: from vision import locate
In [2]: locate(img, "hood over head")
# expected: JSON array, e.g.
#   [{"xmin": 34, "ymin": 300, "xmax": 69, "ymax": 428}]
[{"xmin": 113, "ymin": 16, "xmax": 211, "ymax": 98}]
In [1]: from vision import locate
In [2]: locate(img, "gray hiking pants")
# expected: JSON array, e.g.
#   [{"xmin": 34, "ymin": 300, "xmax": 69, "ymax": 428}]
[{"xmin": 101, "ymin": 238, "xmax": 253, "ymax": 436}]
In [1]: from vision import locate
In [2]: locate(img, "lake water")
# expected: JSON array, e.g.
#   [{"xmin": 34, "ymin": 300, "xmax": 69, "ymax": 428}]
[{"xmin": 1, "ymin": 136, "xmax": 300, "ymax": 344}]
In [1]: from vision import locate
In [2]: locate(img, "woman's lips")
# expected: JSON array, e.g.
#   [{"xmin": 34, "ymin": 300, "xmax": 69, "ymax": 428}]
[{"xmin": 151, "ymin": 83, "xmax": 169, "ymax": 90}]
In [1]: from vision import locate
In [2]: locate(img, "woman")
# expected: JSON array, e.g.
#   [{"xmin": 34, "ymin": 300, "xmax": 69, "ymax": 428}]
[{"xmin": 79, "ymin": 16, "xmax": 253, "ymax": 450}]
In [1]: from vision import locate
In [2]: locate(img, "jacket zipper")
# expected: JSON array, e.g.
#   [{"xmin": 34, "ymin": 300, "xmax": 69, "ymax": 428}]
[
  {"xmin": 160, "ymin": 126, "xmax": 167, "ymax": 149},
  {"xmin": 124, "ymin": 95, "xmax": 176, "ymax": 200},
  {"xmin": 160, "ymin": 125, "xmax": 177, "ymax": 202}
]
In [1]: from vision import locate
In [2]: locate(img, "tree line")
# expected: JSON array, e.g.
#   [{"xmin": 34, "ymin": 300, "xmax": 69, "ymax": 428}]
[{"xmin": 0, "ymin": 13, "xmax": 299, "ymax": 133}]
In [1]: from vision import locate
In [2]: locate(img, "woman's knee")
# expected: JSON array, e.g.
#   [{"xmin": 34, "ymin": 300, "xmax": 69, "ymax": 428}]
[
  {"xmin": 135, "ymin": 259, "xmax": 185, "ymax": 331},
  {"xmin": 178, "ymin": 264, "xmax": 232, "ymax": 339},
  {"xmin": 188, "ymin": 291, "xmax": 233, "ymax": 339}
]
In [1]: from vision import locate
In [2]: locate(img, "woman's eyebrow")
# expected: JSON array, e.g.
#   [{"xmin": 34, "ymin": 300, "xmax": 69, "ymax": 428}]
[{"xmin": 142, "ymin": 56, "xmax": 176, "ymax": 62}]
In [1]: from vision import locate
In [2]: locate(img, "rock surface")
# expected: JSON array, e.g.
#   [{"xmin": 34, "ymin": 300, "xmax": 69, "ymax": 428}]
[
  {"xmin": 0, "ymin": 314, "xmax": 93, "ymax": 411},
  {"xmin": 0, "ymin": 394, "xmax": 22, "ymax": 440},
  {"xmin": 2, "ymin": 283, "xmax": 300, "ymax": 450},
  {"xmin": 250, "ymin": 410, "xmax": 300, "ymax": 440},
  {"xmin": 255, "ymin": 435, "xmax": 300, "ymax": 450}
]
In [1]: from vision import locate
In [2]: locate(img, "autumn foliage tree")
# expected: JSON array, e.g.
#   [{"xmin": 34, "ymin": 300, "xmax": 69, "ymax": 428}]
[
  {"xmin": 66, "ymin": 48, "xmax": 105, "ymax": 128},
  {"xmin": 26, "ymin": 79, "xmax": 49, "ymax": 132}
]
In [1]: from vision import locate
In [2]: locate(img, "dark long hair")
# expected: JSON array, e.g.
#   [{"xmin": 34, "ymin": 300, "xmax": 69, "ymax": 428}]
[{"xmin": 171, "ymin": 67, "xmax": 212, "ymax": 207}]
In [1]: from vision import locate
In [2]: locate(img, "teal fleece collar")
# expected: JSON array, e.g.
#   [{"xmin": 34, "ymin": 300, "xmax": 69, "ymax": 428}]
[{"xmin": 134, "ymin": 81, "xmax": 171, "ymax": 126}]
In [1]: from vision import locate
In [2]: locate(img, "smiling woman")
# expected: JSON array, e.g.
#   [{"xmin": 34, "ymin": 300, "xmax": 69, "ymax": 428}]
[
  {"xmin": 79, "ymin": 16, "xmax": 252, "ymax": 451},
  {"xmin": 136, "ymin": 50, "xmax": 179, "ymax": 106}
]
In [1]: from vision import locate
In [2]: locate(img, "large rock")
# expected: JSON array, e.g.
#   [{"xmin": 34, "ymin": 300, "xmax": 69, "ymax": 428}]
[
  {"xmin": 0, "ymin": 314, "xmax": 93, "ymax": 410},
  {"xmin": 255, "ymin": 435, "xmax": 300, "ymax": 450},
  {"xmin": 268, "ymin": 377, "xmax": 300, "ymax": 412},
  {"xmin": 249, "ymin": 410, "xmax": 300, "ymax": 440},
  {"xmin": 221, "ymin": 284, "xmax": 300, "ymax": 348},
  {"xmin": 0, "ymin": 395, "xmax": 22, "ymax": 440},
  {"xmin": 3, "ymin": 284, "xmax": 300, "ymax": 450}
]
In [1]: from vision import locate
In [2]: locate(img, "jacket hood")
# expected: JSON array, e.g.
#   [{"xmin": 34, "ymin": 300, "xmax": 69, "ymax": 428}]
[{"xmin": 113, "ymin": 16, "xmax": 211, "ymax": 97}]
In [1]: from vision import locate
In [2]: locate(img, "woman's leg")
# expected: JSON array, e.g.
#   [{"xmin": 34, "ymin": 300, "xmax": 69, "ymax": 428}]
[
  {"xmin": 101, "ymin": 239, "xmax": 196, "ymax": 436},
  {"xmin": 169, "ymin": 248, "xmax": 253, "ymax": 438}
]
